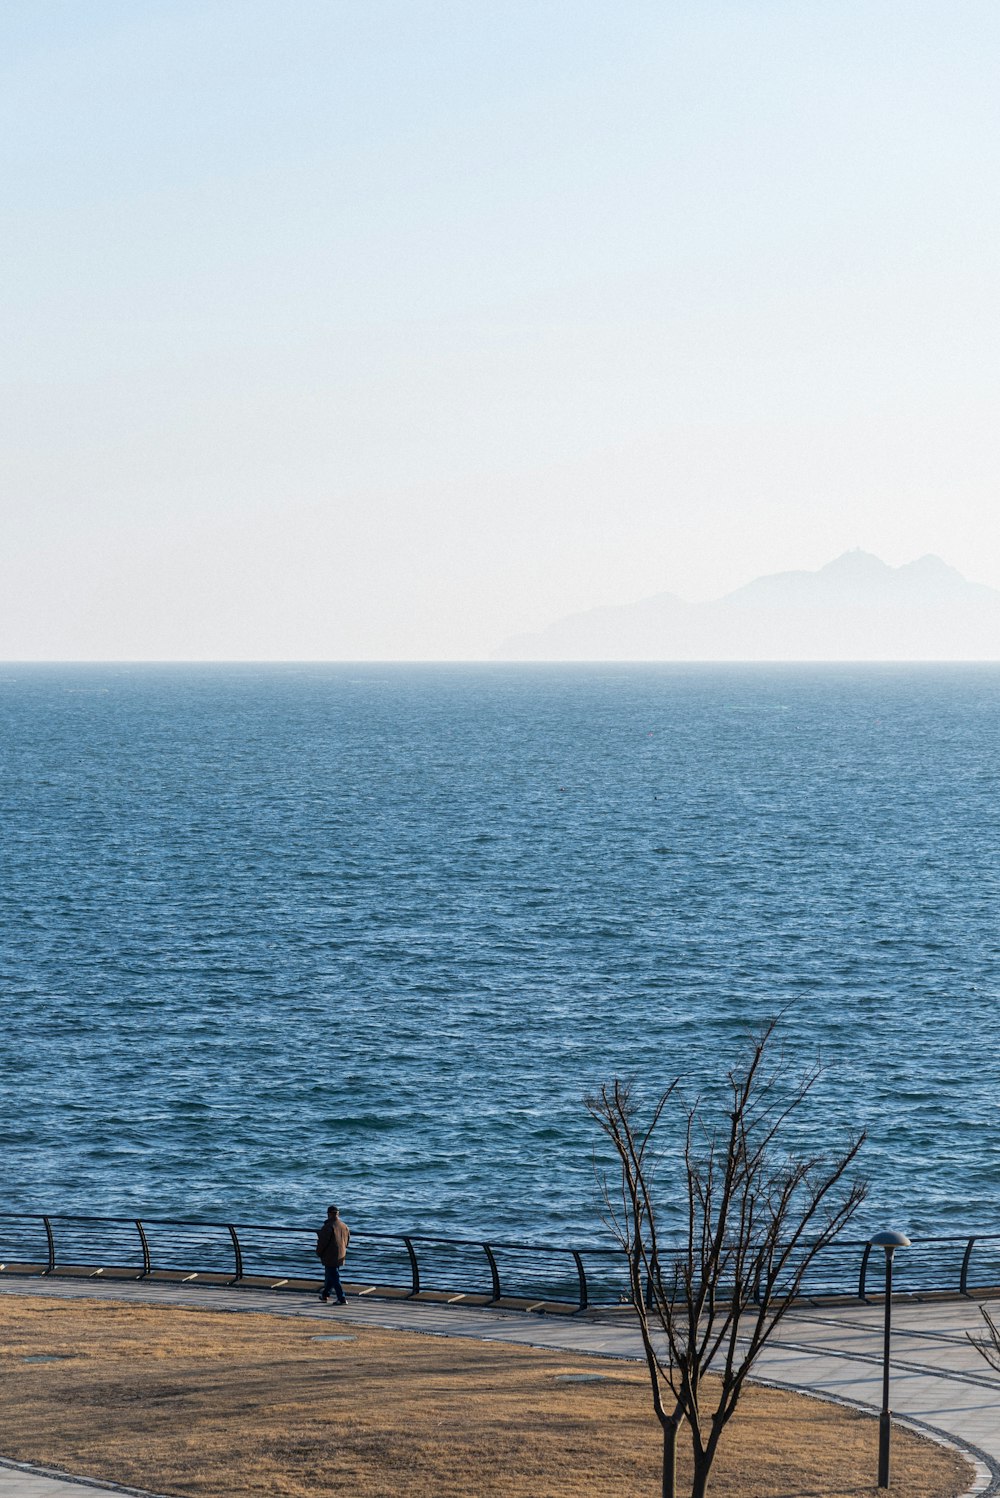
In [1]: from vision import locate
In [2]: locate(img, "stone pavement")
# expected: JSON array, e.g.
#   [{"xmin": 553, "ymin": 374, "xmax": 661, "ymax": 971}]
[{"xmin": 2, "ymin": 1275, "xmax": 999, "ymax": 1495}]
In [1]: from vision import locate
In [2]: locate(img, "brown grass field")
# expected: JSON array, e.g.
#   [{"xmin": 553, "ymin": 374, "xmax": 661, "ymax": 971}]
[{"xmin": 0, "ymin": 1295, "xmax": 973, "ymax": 1498}]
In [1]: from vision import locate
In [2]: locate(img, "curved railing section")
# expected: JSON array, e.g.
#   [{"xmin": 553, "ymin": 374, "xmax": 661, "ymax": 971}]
[{"xmin": 2, "ymin": 1213, "xmax": 1000, "ymax": 1309}]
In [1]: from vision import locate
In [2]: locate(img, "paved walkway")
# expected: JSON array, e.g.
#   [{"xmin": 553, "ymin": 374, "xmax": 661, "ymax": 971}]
[{"xmin": 2, "ymin": 1275, "xmax": 999, "ymax": 1495}]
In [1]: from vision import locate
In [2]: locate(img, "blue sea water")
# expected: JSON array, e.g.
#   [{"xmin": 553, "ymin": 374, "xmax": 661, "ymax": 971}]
[{"xmin": 1, "ymin": 663, "xmax": 998, "ymax": 1244}]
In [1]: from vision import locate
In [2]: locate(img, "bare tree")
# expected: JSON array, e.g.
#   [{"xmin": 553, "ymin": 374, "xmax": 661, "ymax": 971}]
[{"xmin": 587, "ymin": 1020, "xmax": 867, "ymax": 1498}]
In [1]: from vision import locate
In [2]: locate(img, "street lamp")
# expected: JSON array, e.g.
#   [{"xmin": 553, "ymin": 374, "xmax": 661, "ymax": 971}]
[{"xmin": 869, "ymin": 1230, "xmax": 911, "ymax": 1489}]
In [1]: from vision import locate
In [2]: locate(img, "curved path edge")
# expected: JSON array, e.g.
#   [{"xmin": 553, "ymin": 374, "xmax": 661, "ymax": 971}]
[
  {"xmin": 0, "ymin": 1454, "xmax": 167, "ymax": 1497},
  {"xmin": 750, "ymin": 1377, "xmax": 997, "ymax": 1498}
]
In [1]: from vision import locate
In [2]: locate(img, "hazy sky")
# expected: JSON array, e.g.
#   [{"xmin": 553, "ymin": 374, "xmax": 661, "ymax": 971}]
[{"xmin": 4, "ymin": 1, "xmax": 1000, "ymax": 659}]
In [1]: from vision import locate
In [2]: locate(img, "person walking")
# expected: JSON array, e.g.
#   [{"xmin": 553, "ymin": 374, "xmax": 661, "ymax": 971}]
[{"xmin": 316, "ymin": 1204, "xmax": 350, "ymax": 1304}]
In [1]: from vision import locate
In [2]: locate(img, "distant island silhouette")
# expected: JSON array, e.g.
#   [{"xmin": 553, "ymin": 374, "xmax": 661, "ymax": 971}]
[{"xmin": 495, "ymin": 551, "xmax": 1000, "ymax": 661}]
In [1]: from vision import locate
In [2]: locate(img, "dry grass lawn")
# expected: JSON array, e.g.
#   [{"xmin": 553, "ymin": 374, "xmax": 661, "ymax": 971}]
[{"xmin": 0, "ymin": 1295, "xmax": 973, "ymax": 1498}]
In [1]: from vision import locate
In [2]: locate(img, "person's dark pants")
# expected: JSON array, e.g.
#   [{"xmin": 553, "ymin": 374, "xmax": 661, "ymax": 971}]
[{"xmin": 322, "ymin": 1262, "xmax": 347, "ymax": 1303}]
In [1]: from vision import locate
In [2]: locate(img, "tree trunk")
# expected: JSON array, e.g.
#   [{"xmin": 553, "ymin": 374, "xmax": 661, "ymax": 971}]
[
  {"xmin": 661, "ymin": 1419, "xmax": 678, "ymax": 1498},
  {"xmin": 690, "ymin": 1450, "xmax": 713, "ymax": 1498}
]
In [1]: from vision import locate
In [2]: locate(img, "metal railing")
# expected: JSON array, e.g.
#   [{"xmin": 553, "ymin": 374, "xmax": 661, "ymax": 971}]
[
  {"xmin": 0, "ymin": 1212, "xmax": 620, "ymax": 1309},
  {"xmin": 3, "ymin": 1213, "xmax": 1000, "ymax": 1310}
]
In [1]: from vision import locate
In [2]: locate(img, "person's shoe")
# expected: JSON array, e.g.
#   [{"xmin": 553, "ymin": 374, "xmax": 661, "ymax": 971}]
[
  {"xmin": 337, "ymin": 1296, "xmax": 347, "ymax": 1305},
  {"xmin": 319, "ymin": 1293, "xmax": 329, "ymax": 1302}
]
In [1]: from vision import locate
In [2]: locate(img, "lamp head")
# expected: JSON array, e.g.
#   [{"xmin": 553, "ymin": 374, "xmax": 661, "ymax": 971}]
[{"xmin": 869, "ymin": 1230, "xmax": 911, "ymax": 1252}]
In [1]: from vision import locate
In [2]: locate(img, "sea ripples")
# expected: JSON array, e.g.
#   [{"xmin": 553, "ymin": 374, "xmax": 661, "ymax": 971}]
[{"xmin": 0, "ymin": 663, "xmax": 998, "ymax": 1243}]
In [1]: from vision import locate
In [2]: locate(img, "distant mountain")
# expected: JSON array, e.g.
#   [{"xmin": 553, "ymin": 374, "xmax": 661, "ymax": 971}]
[{"xmin": 495, "ymin": 552, "xmax": 1000, "ymax": 661}]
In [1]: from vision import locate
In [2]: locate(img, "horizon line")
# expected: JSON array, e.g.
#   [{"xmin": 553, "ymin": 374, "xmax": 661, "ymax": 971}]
[{"xmin": 4, "ymin": 657, "xmax": 1000, "ymax": 668}]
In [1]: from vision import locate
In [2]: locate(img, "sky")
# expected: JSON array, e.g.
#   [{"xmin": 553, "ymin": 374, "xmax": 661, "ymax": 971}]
[{"xmin": 3, "ymin": 0, "xmax": 1000, "ymax": 660}]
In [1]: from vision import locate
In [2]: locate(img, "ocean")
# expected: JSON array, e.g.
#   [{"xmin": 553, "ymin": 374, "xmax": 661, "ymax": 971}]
[{"xmin": 1, "ymin": 662, "xmax": 997, "ymax": 1244}]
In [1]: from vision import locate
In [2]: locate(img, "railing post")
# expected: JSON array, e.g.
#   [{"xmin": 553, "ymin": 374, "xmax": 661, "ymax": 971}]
[
  {"xmin": 483, "ymin": 1243, "xmax": 501, "ymax": 1302},
  {"xmin": 960, "ymin": 1237, "xmax": 977, "ymax": 1296},
  {"xmin": 402, "ymin": 1236, "xmax": 420, "ymax": 1296},
  {"xmin": 572, "ymin": 1250, "xmax": 588, "ymax": 1311},
  {"xmin": 135, "ymin": 1220, "xmax": 151, "ymax": 1279},
  {"xmin": 227, "ymin": 1225, "xmax": 243, "ymax": 1284},
  {"xmin": 859, "ymin": 1242, "xmax": 872, "ymax": 1301},
  {"xmin": 42, "ymin": 1216, "xmax": 55, "ymax": 1275}
]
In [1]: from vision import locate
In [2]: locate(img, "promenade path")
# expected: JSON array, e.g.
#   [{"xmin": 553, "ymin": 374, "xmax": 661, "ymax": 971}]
[{"xmin": 2, "ymin": 1276, "xmax": 999, "ymax": 1496}]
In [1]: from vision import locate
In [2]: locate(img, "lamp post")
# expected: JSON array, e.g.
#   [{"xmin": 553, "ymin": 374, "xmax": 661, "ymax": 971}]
[{"xmin": 869, "ymin": 1230, "xmax": 911, "ymax": 1489}]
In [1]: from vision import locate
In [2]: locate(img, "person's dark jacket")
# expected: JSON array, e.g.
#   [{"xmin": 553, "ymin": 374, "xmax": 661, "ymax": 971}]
[{"xmin": 317, "ymin": 1216, "xmax": 350, "ymax": 1267}]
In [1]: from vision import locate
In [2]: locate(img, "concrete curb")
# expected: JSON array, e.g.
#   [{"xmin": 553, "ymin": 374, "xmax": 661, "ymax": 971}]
[
  {"xmin": 0, "ymin": 1455, "xmax": 170, "ymax": 1496},
  {"xmin": 892, "ymin": 1417, "xmax": 998, "ymax": 1498},
  {"xmin": 752, "ymin": 1376, "xmax": 999, "ymax": 1498}
]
